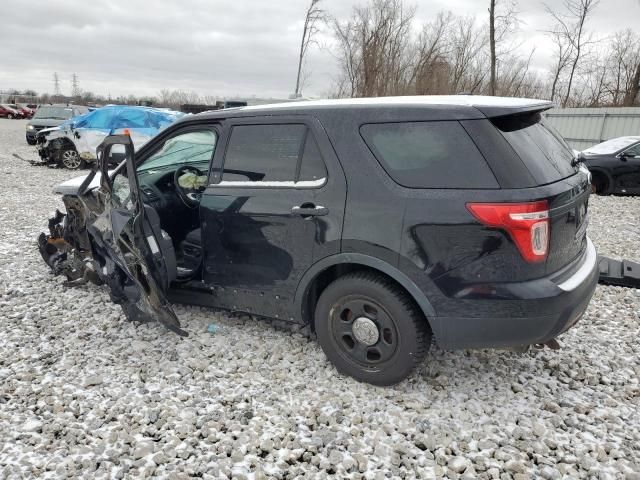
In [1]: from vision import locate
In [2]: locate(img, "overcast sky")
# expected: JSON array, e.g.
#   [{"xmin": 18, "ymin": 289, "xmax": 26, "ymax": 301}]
[{"xmin": 1, "ymin": 0, "xmax": 638, "ymax": 99}]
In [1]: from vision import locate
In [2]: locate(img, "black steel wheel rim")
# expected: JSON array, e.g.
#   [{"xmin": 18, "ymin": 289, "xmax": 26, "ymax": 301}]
[{"xmin": 330, "ymin": 295, "xmax": 399, "ymax": 368}]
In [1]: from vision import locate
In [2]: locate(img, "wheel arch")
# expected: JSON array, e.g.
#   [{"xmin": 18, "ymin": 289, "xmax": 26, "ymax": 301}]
[
  {"xmin": 295, "ymin": 253, "xmax": 436, "ymax": 334},
  {"xmin": 588, "ymin": 167, "xmax": 613, "ymax": 194},
  {"xmin": 49, "ymin": 135, "xmax": 78, "ymax": 154}
]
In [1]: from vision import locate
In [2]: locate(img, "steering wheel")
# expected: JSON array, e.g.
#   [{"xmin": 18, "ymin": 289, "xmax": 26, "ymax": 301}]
[{"xmin": 174, "ymin": 165, "xmax": 206, "ymax": 208}]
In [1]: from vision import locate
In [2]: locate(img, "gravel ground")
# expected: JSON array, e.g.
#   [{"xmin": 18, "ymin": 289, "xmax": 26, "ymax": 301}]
[{"xmin": 0, "ymin": 117, "xmax": 639, "ymax": 479}]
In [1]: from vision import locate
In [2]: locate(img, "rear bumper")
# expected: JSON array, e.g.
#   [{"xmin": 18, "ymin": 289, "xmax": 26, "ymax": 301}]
[{"xmin": 433, "ymin": 238, "xmax": 598, "ymax": 349}]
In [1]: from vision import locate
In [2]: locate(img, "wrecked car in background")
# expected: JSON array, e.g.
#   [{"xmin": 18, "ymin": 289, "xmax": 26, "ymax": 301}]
[
  {"xmin": 36, "ymin": 105, "xmax": 183, "ymax": 169},
  {"xmin": 26, "ymin": 104, "xmax": 90, "ymax": 145}
]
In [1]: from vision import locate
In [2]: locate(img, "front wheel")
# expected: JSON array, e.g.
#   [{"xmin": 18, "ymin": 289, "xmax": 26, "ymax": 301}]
[
  {"xmin": 7, "ymin": 114, "xmax": 14, "ymax": 119},
  {"xmin": 59, "ymin": 147, "xmax": 84, "ymax": 170},
  {"xmin": 315, "ymin": 272, "xmax": 431, "ymax": 386},
  {"xmin": 590, "ymin": 172, "xmax": 609, "ymax": 195}
]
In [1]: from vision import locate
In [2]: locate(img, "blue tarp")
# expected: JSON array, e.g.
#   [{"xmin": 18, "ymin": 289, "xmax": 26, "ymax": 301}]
[{"xmin": 70, "ymin": 105, "xmax": 184, "ymax": 134}]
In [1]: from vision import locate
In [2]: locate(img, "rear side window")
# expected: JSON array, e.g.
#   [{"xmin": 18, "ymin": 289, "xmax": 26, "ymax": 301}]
[
  {"xmin": 360, "ymin": 121, "xmax": 498, "ymax": 189},
  {"xmin": 223, "ymin": 124, "xmax": 326, "ymax": 184},
  {"xmin": 298, "ymin": 134, "xmax": 327, "ymax": 181},
  {"xmin": 491, "ymin": 113, "xmax": 576, "ymax": 184}
]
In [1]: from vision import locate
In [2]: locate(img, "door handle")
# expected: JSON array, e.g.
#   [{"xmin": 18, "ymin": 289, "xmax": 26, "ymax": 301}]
[{"xmin": 291, "ymin": 204, "xmax": 329, "ymax": 217}]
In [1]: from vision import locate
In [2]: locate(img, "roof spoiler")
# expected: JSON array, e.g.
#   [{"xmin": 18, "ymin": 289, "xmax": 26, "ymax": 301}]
[{"xmin": 474, "ymin": 101, "xmax": 554, "ymax": 119}]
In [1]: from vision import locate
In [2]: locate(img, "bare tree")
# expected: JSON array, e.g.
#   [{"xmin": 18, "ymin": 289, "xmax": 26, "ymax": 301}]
[
  {"xmin": 448, "ymin": 16, "xmax": 488, "ymax": 94},
  {"xmin": 546, "ymin": 23, "xmax": 574, "ymax": 102},
  {"xmin": 294, "ymin": 0, "xmax": 325, "ymax": 98},
  {"xmin": 488, "ymin": 0, "xmax": 519, "ymax": 95},
  {"xmin": 410, "ymin": 13, "xmax": 453, "ymax": 95},
  {"xmin": 624, "ymin": 64, "xmax": 640, "ymax": 106},
  {"xmin": 333, "ymin": 0, "xmax": 415, "ymax": 97},
  {"xmin": 545, "ymin": 0, "xmax": 599, "ymax": 107},
  {"xmin": 615, "ymin": 29, "xmax": 640, "ymax": 106}
]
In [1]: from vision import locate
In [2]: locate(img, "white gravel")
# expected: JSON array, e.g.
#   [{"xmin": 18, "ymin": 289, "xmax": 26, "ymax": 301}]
[{"xmin": 1, "ymin": 118, "xmax": 639, "ymax": 479}]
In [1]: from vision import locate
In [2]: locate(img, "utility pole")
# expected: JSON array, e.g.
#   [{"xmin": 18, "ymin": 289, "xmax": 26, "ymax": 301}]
[
  {"xmin": 71, "ymin": 73, "xmax": 80, "ymax": 97},
  {"xmin": 489, "ymin": 0, "xmax": 497, "ymax": 96},
  {"xmin": 53, "ymin": 72, "xmax": 61, "ymax": 96}
]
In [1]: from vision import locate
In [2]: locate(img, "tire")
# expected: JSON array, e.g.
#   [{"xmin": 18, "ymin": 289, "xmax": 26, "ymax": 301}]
[
  {"xmin": 26, "ymin": 137, "xmax": 36, "ymax": 146},
  {"xmin": 59, "ymin": 147, "xmax": 84, "ymax": 170},
  {"xmin": 591, "ymin": 172, "xmax": 609, "ymax": 195},
  {"xmin": 7, "ymin": 114, "xmax": 13, "ymax": 119},
  {"xmin": 314, "ymin": 272, "xmax": 431, "ymax": 386}
]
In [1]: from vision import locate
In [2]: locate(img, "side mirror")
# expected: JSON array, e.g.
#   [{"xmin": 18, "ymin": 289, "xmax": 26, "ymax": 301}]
[{"xmin": 619, "ymin": 152, "xmax": 631, "ymax": 161}]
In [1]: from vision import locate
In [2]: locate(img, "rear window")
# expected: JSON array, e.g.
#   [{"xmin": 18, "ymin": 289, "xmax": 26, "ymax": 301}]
[
  {"xmin": 491, "ymin": 113, "xmax": 576, "ymax": 184},
  {"xmin": 360, "ymin": 121, "xmax": 498, "ymax": 189}
]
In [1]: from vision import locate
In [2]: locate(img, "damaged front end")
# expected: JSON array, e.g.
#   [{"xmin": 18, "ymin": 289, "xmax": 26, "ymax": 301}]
[
  {"xmin": 36, "ymin": 127, "xmax": 84, "ymax": 169},
  {"xmin": 38, "ymin": 135, "xmax": 187, "ymax": 336}
]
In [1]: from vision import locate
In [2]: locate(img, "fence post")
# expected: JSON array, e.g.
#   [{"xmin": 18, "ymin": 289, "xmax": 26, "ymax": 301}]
[{"xmin": 598, "ymin": 113, "xmax": 608, "ymax": 143}]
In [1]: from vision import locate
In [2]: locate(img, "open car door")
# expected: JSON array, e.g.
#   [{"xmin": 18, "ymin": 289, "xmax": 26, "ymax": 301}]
[
  {"xmin": 39, "ymin": 134, "xmax": 186, "ymax": 336},
  {"xmin": 89, "ymin": 135, "xmax": 185, "ymax": 335}
]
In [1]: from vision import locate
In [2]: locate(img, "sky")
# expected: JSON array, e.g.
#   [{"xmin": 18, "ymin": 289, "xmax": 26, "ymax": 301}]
[{"xmin": 0, "ymin": 0, "xmax": 638, "ymax": 100}]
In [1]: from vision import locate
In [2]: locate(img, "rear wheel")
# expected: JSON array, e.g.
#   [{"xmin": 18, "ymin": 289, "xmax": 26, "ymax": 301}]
[
  {"xmin": 314, "ymin": 272, "xmax": 431, "ymax": 386},
  {"xmin": 59, "ymin": 147, "xmax": 84, "ymax": 170}
]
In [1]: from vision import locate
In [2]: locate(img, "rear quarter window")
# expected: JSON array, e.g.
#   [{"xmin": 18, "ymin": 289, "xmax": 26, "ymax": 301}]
[
  {"xmin": 491, "ymin": 113, "xmax": 576, "ymax": 184},
  {"xmin": 360, "ymin": 121, "xmax": 499, "ymax": 189}
]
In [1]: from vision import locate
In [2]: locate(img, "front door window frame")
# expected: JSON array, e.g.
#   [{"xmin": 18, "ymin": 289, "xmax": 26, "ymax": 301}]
[{"xmin": 209, "ymin": 116, "xmax": 329, "ymax": 190}]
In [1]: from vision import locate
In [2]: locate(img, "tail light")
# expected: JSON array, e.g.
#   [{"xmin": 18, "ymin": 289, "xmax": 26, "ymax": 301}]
[{"xmin": 467, "ymin": 201, "xmax": 550, "ymax": 263}]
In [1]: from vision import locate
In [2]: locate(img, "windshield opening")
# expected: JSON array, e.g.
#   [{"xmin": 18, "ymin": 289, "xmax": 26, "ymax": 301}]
[
  {"xmin": 138, "ymin": 131, "xmax": 217, "ymax": 172},
  {"xmin": 33, "ymin": 106, "xmax": 74, "ymax": 120}
]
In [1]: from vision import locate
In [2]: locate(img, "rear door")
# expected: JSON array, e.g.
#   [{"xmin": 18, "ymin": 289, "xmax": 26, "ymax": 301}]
[
  {"xmin": 74, "ymin": 108, "xmax": 115, "ymax": 159},
  {"xmin": 200, "ymin": 116, "xmax": 347, "ymax": 319}
]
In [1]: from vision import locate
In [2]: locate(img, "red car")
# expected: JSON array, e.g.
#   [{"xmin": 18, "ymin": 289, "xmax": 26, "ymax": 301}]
[
  {"xmin": 8, "ymin": 104, "xmax": 33, "ymax": 119},
  {"xmin": 16, "ymin": 105, "xmax": 35, "ymax": 119},
  {"xmin": 0, "ymin": 104, "xmax": 21, "ymax": 119}
]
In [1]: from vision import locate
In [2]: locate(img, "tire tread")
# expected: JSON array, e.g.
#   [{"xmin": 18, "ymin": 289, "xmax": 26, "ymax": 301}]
[{"xmin": 315, "ymin": 270, "xmax": 431, "ymax": 384}]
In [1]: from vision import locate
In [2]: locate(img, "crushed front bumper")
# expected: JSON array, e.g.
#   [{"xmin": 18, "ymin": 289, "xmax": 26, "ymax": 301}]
[{"xmin": 38, "ymin": 194, "xmax": 187, "ymax": 336}]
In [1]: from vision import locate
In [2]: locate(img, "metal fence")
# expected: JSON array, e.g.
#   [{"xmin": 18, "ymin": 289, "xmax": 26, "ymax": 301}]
[
  {"xmin": 0, "ymin": 93, "xmax": 39, "ymax": 105},
  {"xmin": 544, "ymin": 107, "xmax": 640, "ymax": 151}
]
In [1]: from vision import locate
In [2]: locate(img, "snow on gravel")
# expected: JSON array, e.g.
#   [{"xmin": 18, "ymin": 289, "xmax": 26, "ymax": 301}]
[{"xmin": 0, "ymin": 118, "xmax": 639, "ymax": 479}]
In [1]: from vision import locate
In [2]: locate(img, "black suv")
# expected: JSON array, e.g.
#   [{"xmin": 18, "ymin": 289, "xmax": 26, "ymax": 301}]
[{"xmin": 40, "ymin": 96, "xmax": 598, "ymax": 385}]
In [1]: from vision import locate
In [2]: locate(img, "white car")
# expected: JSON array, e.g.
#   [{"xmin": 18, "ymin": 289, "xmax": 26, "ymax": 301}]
[{"xmin": 36, "ymin": 105, "xmax": 184, "ymax": 169}]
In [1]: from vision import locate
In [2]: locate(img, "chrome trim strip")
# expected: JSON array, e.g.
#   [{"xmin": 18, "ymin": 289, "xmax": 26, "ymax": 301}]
[
  {"xmin": 209, "ymin": 178, "xmax": 326, "ymax": 188},
  {"xmin": 509, "ymin": 211, "xmax": 549, "ymax": 220},
  {"xmin": 557, "ymin": 237, "xmax": 597, "ymax": 292}
]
